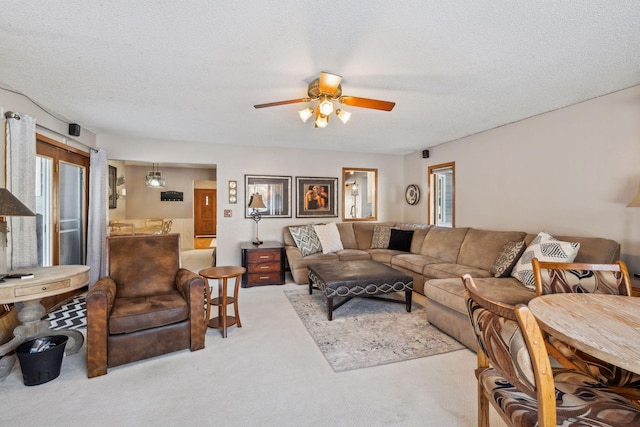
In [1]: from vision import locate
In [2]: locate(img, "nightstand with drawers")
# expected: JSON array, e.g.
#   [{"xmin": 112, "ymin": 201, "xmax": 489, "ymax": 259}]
[{"xmin": 240, "ymin": 241, "xmax": 285, "ymax": 287}]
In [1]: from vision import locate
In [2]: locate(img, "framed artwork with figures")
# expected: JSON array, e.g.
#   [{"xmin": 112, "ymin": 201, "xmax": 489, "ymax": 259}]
[
  {"xmin": 296, "ymin": 177, "xmax": 338, "ymax": 218},
  {"xmin": 244, "ymin": 175, "xmax": 292, "ymax": 218}
]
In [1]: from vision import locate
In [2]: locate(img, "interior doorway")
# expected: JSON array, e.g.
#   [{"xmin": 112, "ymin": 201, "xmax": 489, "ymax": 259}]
[{"xmin": 194, "ymin": 188, "xmax": 216, "ymax": 238}]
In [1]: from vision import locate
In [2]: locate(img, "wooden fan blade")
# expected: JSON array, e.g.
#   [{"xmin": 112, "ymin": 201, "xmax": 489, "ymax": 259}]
[
  {"xmin": 319, "ymin": 72, "xmax": 342, "ymax": 94},
  {"xmin": 254, "ymin": 98, "xmax": 309, "ymax": 108},
  {"xmin": 339, "ymin": 96, "xmax": 396, "ymax": 111}
]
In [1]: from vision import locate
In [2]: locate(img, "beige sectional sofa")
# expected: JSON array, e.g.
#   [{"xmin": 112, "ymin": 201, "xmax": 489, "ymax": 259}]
[{"xmin": 283, "ymin": 222, "xmax": 620, "ymax": 350}]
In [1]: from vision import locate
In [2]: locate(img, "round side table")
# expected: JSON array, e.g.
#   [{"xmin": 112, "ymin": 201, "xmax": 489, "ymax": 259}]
[{"xmin": 199, "ymin": 266, "xmax": 246, "ymax": 338}]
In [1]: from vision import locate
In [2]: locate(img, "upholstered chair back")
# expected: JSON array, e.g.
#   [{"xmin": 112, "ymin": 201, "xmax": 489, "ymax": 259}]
[
  {"xmin": 106, "ymin": 234, "xmax": 181, "ymax": 298},
  {"xmin": 465, "ymin": 287, "xmax": 537, "ymax": 399},
  {"xmin": 532, "ymin": 258, "xmax": 632, "ymax": 297}
]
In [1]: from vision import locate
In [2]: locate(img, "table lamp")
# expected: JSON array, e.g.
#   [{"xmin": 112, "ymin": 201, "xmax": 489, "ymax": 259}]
[
  {"xmin": 248, "ymin": 193, "xmax": 266, "ymax": 245},
  {"xmin": 0, "ymin": 188, "xmax": 36, "ymax": 280}
]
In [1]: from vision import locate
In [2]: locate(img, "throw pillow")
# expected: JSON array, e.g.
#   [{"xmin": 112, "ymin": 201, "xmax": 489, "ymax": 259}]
[
  {"xmin": 370, "ymin": 225, "xmax": 392, "ymax": 249},
  {"xmin": 313, "ymin": 223, "xmax": 344, "ymax": 254},
  {"xmin": 288, "ymin": 224, "xmax": 322, "ymax": 257},
  {"xmin": 490, "ymin": 240, "xmax": 526, "ymax": 278},
  {"xmin": 511, "ymin": 231, "xmax": 580, "ymax": 290},
  {"xmin": 388, "ymin": 229, "xmax": 414, "ymax": 252}
]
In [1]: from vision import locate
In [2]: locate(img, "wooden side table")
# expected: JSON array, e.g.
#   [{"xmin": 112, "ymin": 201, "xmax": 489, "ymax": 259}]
[
  {"xmin": 240, "ymin": 241, "xmax": 285, "ymax": 287},
  {"xmin": 0, "ymin": 265, "xmax": 90, "ymax": 380},
  {"xmin": 199, "ymin": 266, "xmax": 245, "ymax": 338}
]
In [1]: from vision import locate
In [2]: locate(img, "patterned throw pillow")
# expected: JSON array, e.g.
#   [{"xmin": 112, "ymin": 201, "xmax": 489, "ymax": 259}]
[
  {"xmin": 511, "ymin": 231, "xmax": 580, "ymax": 290},
  {"xmin": 370, "ymin": 225, "xmax": 392, "ymax": 249},
  {"xmin": 490, "ymin": 240, "xmax": 526, "ymax": 278},
  {"xmin": 313, "ymin": 223, "xmax": 344, "ymax": 254},
  {"xmin": 288, "ymin": 224, "xmax": 322, "ymax": 257}
]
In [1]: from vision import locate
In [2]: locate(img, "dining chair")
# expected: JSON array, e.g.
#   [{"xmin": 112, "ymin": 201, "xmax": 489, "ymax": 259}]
[
  {"xmin": 532, "ymin": 258, "xmax": 640, "ymax": 401},
  {"xmin": 463, "ymin": 273, "xmax": 640, "ymax": 426}
]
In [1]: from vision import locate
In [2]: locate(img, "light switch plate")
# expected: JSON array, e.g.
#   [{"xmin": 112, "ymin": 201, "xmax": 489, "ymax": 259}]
[{"xmin": 224, "ymin": 209, "xmax": 232, "ymax": 218}]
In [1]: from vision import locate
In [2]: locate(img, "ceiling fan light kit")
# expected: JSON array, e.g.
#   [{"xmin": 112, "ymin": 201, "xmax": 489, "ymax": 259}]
[
  {"xmin": 336, "ymin": 108, "xmax": 351, "ymax": 124},
  {"xmin": 298, "ymin": 107, "xmax": 314, "ymax": 123},
  {"xmin": 254, "ymin": 71, "xmax": 395, "ymax": 128},
  {"xmin": 314, "ymin": 109, "xmax": 329, "ymax": 128}
]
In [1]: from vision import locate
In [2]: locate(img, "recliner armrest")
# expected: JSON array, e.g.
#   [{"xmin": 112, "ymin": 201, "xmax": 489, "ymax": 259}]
[
  {"xmin": 176, "ymin": 268, "xmax": 205, "ymax": 303},
  {"xmin": 87, "ymin": 277, "xmax": 117, "ymax": 314},
  {"xmin": 86, "ymin": 276, "xmax": 117, "ymax": 378},
  {"xmin": 176, "ymin": 268, "xmax": 206, "ymax": 350}
]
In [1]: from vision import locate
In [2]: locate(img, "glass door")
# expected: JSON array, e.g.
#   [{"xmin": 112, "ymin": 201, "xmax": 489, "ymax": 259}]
[
  {"xmin": 59, "ymin": 162, "xmax": 85, "ymax": 264},
  {"xmin": 36, "ymin": 136, "xmax": 89, "ymax": 266}
]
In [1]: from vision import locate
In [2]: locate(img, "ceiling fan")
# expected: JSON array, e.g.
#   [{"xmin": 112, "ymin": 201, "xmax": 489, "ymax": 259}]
[{"xmin": 253, "ymin": 72, "xmax": 396, "ymax": 128}]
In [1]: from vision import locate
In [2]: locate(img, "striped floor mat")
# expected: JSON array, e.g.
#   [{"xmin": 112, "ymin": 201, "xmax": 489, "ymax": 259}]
[{"xmin": 46, "ymin": 295, "xmax": 86, "ymax": 330}]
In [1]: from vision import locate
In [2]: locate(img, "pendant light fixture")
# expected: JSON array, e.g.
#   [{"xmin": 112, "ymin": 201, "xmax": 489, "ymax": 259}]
[{"xmin": 145, "ymin": 163, "xmax": 166, "ymax": 188}]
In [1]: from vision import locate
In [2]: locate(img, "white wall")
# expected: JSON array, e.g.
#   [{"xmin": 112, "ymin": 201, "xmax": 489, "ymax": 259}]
[
  {"xmin": 97, "ymin": 135, "xmax": 405, "ymax": 266},
  {"xmin": 404, "ymin": 85, "xmax": 640, "ymax": 270}
]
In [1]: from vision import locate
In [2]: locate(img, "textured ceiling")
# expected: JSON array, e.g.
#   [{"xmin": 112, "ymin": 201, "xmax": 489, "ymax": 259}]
[{"xmin": 1, "ymin": 1, "xmax": 639, "ymax": 154}]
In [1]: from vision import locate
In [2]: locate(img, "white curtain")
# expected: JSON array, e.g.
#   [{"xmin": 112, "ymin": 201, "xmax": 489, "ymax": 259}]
[
  {"xmin": 87, "ymin": 149, "xmax": 108, "ymax": 286},
  {"xmin": 5, "ymin": 115, "xmax": 38, "ymax": 269}
]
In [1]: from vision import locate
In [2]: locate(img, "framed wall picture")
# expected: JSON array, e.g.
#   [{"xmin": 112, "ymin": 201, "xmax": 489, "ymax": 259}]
[
  {"xmin": 244, "ymin": 175, "xmax": 292, "ymax": 218},
  {"xmin": 296, "ymin": 177, "xmax": 338, "ymax": 218},
  {"xmin": 108, "ymin": 165, "xmax": 117, "ymax": 209}
]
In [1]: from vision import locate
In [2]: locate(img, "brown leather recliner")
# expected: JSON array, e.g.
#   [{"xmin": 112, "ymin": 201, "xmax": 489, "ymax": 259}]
[{"xmin": 86, "ymin": 233, "xmax": 206, "ymax": 378}]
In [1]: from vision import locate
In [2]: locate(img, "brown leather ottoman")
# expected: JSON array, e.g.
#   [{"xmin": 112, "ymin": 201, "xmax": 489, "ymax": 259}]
[{"xmin": 307, "ymin": 260, "xmax": 413, "ymax": 320}]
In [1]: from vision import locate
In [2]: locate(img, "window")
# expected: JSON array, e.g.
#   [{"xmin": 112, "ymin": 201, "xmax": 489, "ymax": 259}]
[{"xmin": 428, "ymin": 162, "xmax": 455, "ymax": 227}]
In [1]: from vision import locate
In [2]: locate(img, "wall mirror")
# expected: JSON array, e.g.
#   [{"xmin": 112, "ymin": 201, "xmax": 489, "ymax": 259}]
[{"xmin": 342, "ymin": 167, "xmax": 377, "ymax": 221}]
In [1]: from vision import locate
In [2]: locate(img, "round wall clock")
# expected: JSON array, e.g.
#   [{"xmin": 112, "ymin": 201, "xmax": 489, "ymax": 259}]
[{"xmin": 405, "ymin": 184, "xmax": 420, "ymax": 205}]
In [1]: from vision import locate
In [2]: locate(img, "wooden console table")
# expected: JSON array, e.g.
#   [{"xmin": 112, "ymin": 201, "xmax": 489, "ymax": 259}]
[{"xmin": 0, "ymin": 265, "xmax": 90, "ymax": 380}]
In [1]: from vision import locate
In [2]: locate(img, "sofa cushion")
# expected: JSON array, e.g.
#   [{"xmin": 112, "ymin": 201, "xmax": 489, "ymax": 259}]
[
  {"xmin": 336, "ymin": 223, "xmax": 358, "ymax": 249},
  {"xmin": 367, "ymin": 248, "xmax": 406, "ymax": 264},
  {"xmin": 511, "ymin": 231, "xmax": 580, "ymax": 289},
  {"xmin": 370, "ymin": 225, "xmax": 392, "ymax": 249},
  {"xmin": 392, "ymin": 253, "xmax": 442, "ymax": 275},
  {"xmin": 409, "ymin": 227, "xmax": 431, "ymax": 254},
  {"xmin": 353, "ymin": 223, "xmax": 379, "ymax": 250},
  {"xmin": 457, "ymin": 228, "xmax": 527, "ymax": 271},
  {"xmin": 419, "ymin": 227, "xmax": 469, "ymax": 263},
  {"xmin": 288, "ymin": 251, "xmax": 340, "ymax": 271},
  {"xmin": 313, "ymin": 223, "xmax": 344, "ymax": 254},
  {"xmin": 422, "ymin": 263, "xmax": 493, "ymax": 280},
  {"xmin": 336, "ymin": 249, "xmax": 371, "ymax": 261},
  {"xmin": 109, "ymin": 290, "xmax": 188, "ymax": 334},
  {"xmin": 490, "ymin": 240, "xmax": 526, "ymax": 278},
  {"xmin": 289, "ymin": 224, "xmax": 322, "ymax": 256},
  {"xmin": 388, "ymin": 229, "xmax": 414, "ymax": 252},
  {"xmin": 526, "ymin": 234, "xmax": 620, "ymax": 264},
  {"xmin": 425, "ymin": 277, "xmax": 535, "ymax": 317}
]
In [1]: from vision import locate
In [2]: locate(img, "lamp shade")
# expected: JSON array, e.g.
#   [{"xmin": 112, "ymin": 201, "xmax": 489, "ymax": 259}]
[
  {"xmin": 628, "ymin": 185, "xmax": 640, "ymax": 207},
  {"xmin": 0, "ymin": 188, "xmax": 35, "ymax": 216},
  {"xmin": 248, "ymin": 193, "xmax": 266, "ymax": 209}
]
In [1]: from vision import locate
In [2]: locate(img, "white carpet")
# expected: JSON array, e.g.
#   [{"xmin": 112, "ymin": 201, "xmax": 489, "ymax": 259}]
[{"xmin": 1, "ymin": 262, "xmax": 507, "ymax": 426}]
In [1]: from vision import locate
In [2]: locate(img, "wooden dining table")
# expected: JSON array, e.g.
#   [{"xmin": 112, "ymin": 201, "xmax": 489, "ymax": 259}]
[{"xmin": 528, "ymin": 293, "xmax": 640, "ymax": 376}]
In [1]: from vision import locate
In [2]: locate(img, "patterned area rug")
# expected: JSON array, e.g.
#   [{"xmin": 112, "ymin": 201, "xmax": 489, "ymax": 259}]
[
  {"xmin": 285, "ymin": 289, "xmax": 465, "ymax": 372},
  {"xmin": 46, "ymin": 295, "xmax": 86, "ymax": 330}
]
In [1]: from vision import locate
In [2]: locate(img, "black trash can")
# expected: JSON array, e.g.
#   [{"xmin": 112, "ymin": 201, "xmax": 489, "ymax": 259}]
[{"xmin": 15, "ymin": 335, "xmax": 68, "ymax": 386}]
